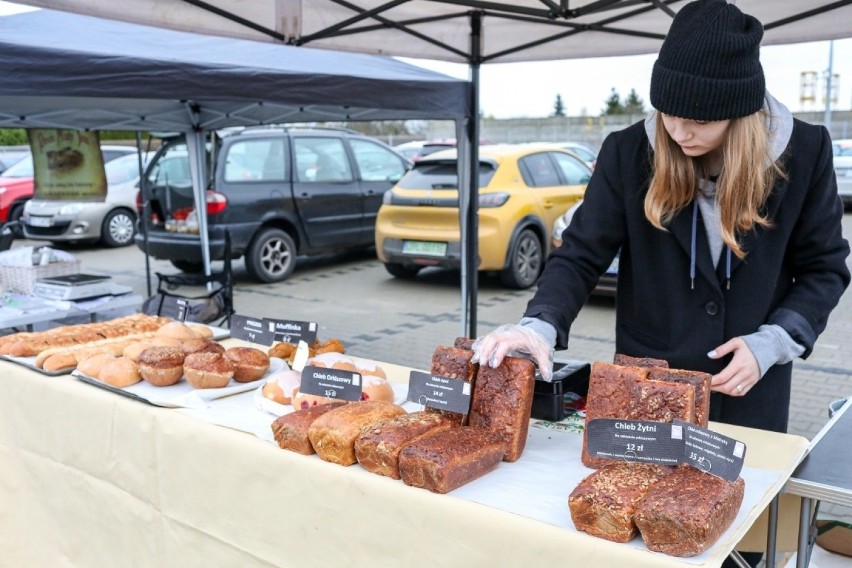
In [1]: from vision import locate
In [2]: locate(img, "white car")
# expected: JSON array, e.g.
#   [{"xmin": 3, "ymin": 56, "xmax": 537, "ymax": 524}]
[
  {"xmin": 833, "ymin": 139, "xmax": 852, "ymax": 209},
  {"xmin": 23, "ymin": 151, "xmax": 151, "ymax": 247}
]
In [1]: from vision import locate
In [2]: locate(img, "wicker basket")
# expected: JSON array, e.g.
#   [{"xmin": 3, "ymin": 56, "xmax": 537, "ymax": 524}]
[{"xmin": 0, "ymin": 260, "xmax": 81, "ymax": 294}]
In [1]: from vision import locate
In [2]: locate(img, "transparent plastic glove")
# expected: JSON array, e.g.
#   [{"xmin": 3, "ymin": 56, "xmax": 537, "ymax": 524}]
[{"xmin": 471, "ymin": 323, "xmax": 555, "ymax": 381}]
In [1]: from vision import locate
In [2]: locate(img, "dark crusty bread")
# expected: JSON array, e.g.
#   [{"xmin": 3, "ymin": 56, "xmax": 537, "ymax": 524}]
[
  {"xmin": 613, "ymin": 353, "xmax": 669, "ymax": 368},
  {"xmin": 634, "ymin": 466, "xmax": 745, "ymax": 557},
  {"xmin": 453, "ymin": 337, "xmax": 475, "ymax": 350},
  {"xmin": 354, "ymin": 411, "xmax": 459, "ymax": 479},
  {"xmin": 271, "ymin": 402, "xmax": 347, "ymax": 455},
  {"xmin": 308, "ymin": 401, "xmax": 406, "ymax": 466},
  {"xmin": 468, "ymin": 355, "xmax": 535, "ymax": 462},
  {"xmin": 426, "ymin": 345, "xmax": 478, "ymax": 424},
  {"xmin": 581, "ymin": 362, "xmax": 649, "ymax": 468},
  {"xmin": 648, "ymin": 368, "xmax": 712, "ymax": 428},
  {"xmin": 398, "ymin": 427, "xmax": 506, "ymax": 493},
  {"xmin": 628, "ymin": 379, "xmax": 695, "ymax": 424},
  {"xmin": 569, "ymin": 462, "xmax": 674, "ymax": 543}
]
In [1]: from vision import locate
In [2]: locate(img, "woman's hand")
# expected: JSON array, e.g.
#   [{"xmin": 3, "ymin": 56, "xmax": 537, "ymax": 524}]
[
  {"xmin": 707, "ymin": 337, "xmax": 761, "ymax": 396},
  {"xmin": 472, "ymin": 324, "xmax": 554, "ymax": 381}
]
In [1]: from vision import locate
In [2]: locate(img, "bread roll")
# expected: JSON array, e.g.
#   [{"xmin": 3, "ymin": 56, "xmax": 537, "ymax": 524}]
[
  {"xmin": 123, "ymin": 340, "xmax": 153, "ymax": 362},
  {"xmin": 76, "ymin": 353, "xmax": 118, "ymax": 379},
  {"xmin": 309, "ymin": 352, "xmax": 357, "ymax": 372},
  {"xmin": 180, "ymin": 338, "xmax": 225, "ymax": 356},
  {"xmin": 99, "ymin": 357, "xmax": 141, "ymax": 388},
  {"xmin": 262, "ymin": 369, "xmax": 301, "ymax": 405},
  {"xmin": 355, "ymin": 360, "xmax": 386, "ymax": 379},
  {"xmin": 187, "ymin": 324, "xmax": 213, "ymax": 338},
  {"xmin": 224, "ymin": 347, "xmax": 270, "ymax": 382},
  {"xmin": 360, "ymin": 375, "xmax": 394, "ymax": 403},
  {"xmin": 155, "ymin": 321, "xmax": 200, "ymax": 340},
  {"xmin": 183, "ymin": 351, "xmax": 234, "ymax": 389},
  {"xmin": 149, "ymin": 336, "xmax": 184, "ymax": 349},
  {"xmin": 42, "ymin": 352, "xmax": 78, "ymax": 372},
  {"xmin": 138, "ymin": 345, "xmax": 185, "ymax": 387}
]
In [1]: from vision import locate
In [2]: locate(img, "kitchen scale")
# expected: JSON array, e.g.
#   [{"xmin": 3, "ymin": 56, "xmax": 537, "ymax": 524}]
[{"xmin": 32, "ymin": 273, "xmax": 117, "ymax": 301}]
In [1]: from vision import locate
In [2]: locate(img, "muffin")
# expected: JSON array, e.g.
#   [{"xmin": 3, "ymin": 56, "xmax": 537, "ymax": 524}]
[
  {"xmin": 225, "ymin": 347, "xmax": 270, "ymax": 383},
  {"xmin": 183, "ymin": 352, "xmax": 235, "ymax": 389},
  {"xmin": 138, "ymin": 345, "xmax": 185, "ymax": 387}
]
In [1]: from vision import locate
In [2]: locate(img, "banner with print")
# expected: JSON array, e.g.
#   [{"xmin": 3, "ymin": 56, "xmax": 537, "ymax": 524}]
[{"xmin": 28, "ymin": 129, "xmax": 107, "ymax": 201}]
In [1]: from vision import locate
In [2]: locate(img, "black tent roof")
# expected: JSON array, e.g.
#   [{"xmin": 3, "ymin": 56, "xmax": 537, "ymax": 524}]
[{"xmin": 0, "ymin": 8, "xmax": 471, "ymax": 132}]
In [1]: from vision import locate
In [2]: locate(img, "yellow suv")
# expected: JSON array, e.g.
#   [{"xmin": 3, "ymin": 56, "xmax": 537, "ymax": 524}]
[{"xmin": 375, "ymin": 144, "xmax": 591, "ymax": 289}]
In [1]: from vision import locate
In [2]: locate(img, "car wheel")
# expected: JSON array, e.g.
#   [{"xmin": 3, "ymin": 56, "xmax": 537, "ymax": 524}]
[
  {"xmin": 245, "ymin": 228, "xmax": 296, "ymax": 283},
  {"xmin": 7, "ymin": 203, "xmax": 25, "ymax": 236},
  {"xmin": 499, "ymin": 228, "xmax": 543, "ymax": 289},
  {"xmin": 384, "ymin": 262, "xmax": 421, "ymax": 279},
  {"xmin": 170, "ymin": 259, "xmax": 204, "ymax": 273},
  {"xmin": 101, "ymin": 208, "xmax": 136, "ymax": 247}
]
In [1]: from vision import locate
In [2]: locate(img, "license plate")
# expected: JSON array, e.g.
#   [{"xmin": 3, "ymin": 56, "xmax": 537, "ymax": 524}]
[
  {"xmin": 28, "ymin": 216, "xmax": 52, "ymax": 227},
  {"xmin": 402, "ymin": 240, "xmax": 447, "ymax": 257}
]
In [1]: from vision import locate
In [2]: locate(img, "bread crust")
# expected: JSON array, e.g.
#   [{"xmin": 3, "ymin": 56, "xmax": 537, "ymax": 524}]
[
  {"xmin": 308, "ymin": 401, "xmax": 406, "ymax": 466},
  {"xmin": 138, "ymin": 346, "xmax": 185, "ymax": 386},
  {"xmin": 183, "ymin": 352, "xmax": 234, "ymax": 389},
  {"xmin": 225, "ymin": 347, "xmax": 270, "ymax": 382},
  {"xmin": 271, "ymin": 402, "xmax": 347, "ymax": 454}
]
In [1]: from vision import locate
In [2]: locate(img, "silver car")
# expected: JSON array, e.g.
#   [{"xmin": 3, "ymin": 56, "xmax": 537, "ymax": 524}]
[
  {"xmin": 23, "ymin": 151, "xmax": 150, "ymax": 247},
  {"xmin": 833, "ymin": 139, "xmax": 852, "ymax": 209}
]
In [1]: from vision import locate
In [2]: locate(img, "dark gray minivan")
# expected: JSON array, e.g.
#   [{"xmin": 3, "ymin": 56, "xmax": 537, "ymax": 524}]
[{"xmin": 135, "ymin": 127, "xmax": 410, "ymax": 282}]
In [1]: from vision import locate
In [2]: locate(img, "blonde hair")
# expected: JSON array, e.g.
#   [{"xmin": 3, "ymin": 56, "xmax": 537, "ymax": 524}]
[{"xmin": 644, "ymin": 111, "xmax": 784, "ymax": 258}]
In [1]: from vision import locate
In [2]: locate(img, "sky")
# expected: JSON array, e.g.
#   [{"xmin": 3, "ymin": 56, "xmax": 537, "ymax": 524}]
[
  {"xmin": 403, "ymin": 38, "xmax": 852, "ymax": 119},
  {"xmin": 2, "ymin": 1, "xmax": 850, "ymax": 120}
]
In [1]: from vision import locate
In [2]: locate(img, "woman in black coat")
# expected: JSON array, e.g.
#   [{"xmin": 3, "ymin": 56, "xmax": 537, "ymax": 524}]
[{"xmin": 474, "ymin": 0, "xmax": 850, "ymax": 436}]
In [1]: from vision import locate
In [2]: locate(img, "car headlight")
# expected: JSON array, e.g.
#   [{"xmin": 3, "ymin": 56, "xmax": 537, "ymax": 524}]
[
  {"xmin": 478, "ymin": 192, "xmax": 509, "ymax": 208},
  {"xmin": 59, "ymin": 203, "xmax": 85, "ymax": 215}
]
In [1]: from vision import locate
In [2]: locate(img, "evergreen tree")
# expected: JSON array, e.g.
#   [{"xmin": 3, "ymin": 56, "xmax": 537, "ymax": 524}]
[
  {"xmin": 602, "ymin": 88, "xmax": 625, "ymax": 115},
  {"xmin": 553, "ymin": 94, "xmax": 566, "ymax": 117},
  {"xmin": 623, "ymin": 89, "xmax": 645, "ymax": 115}
]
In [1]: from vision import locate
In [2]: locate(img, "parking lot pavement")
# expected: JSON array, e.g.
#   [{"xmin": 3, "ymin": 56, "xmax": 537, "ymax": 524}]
[{"xmin": 17, "ymin": 213, "xmax": 852, "ymax": 523}]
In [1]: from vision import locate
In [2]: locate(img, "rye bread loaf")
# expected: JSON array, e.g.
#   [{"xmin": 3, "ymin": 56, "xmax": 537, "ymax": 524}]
[
  {"xmin": 648, "ymin": 367, "xmax": 712, "ymax": 428},
  {"xmin": 468, "ymin": 355, "xmax": 535, "ymax": 462},
  {"xmin": 613, "ymin": 353, "xmax": 670, "ymax": 368},
  {"xmin": 426, "ymin": 345, "xmax": 478, "ymax": 424},
  {"xmin": 581, "ymin": 362, "xmax": 649, "ymax": 468},
  {"xmin": 271, "ymin": 402, "xmax": 347, "ymax": 455},
  {"xmin": 354, "ymin": 411, "xmax": 459, "ymax": 479},
  {"xmin": 308, "ymin": 401, "xmax": 406, "ymax": 466},
  {"xmin": 398, "ymin": 426, "xmax": 506, "ymax": 493},
  {"xmin": 634, "ymin": 466, "xmax": 745, "ymax": 557},
  {"xmin": 628, "ymin": 379, "xmax": 696, "ymax": 424},
  {"xmin": 569, "ymin": 462, "xmax": 675, "ymax": 543}
]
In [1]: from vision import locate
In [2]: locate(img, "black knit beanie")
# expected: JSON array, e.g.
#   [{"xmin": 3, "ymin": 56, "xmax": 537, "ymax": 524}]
[{"xmin": 650, "ymin": 0, "xmax": 765, "ymax": 121}]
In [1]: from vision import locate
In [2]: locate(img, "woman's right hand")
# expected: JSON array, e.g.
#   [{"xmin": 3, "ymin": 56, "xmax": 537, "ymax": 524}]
[{"xmin": 471, "ymin": 324, "xmax": 554, "ymax": 381}]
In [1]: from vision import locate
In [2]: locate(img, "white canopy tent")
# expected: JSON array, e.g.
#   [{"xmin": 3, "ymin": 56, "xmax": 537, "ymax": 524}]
[{"xmin": 9, "ymin": 0, "xmax": 852, "ymax": 337}]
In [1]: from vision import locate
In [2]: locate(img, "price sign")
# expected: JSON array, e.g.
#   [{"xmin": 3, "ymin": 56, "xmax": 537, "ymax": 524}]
[
  {"xmin": 266, "ymin": 319, "xmax": 318, "ymax": 344},
  {"xmin": 175, "ymin": 298, "xmax": 190, "ymax": 322},
  {"xmin": 675, "ymin": 420, "xmax": 746, "ymax": 481},
  {"xmin": 229, "ymin": 314, "xmax": 275, "ymax": 345},
  {"xmin": 406, "ymin": 370, "xmax": 472, "ymax": 415},
  {"xmin": 299, "ymin": 365, "xmax": 363, "ymax": 402},
  {"xmin": 585, "ymin": 419, "xmax": 684, "ymax": 466}
]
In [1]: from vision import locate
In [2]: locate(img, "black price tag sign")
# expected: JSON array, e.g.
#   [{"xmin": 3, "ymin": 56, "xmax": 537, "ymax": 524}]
[
  {"xmin": 299, "ymin": 365, "xmax": 362, "ymax": 402},
  {"xmin": 585, "ymin": 419, "xmax": 684, "ymax": 466},
  {"xmin": 406, "ymin": 370, "xmax": 472, "ymax": 415},
  {"xmin": 676, "ymin": 420, "xmax": 746, "ymax": 482},
  {"xmin": 175, "ymin": 298, "xmax": 190, "ymax": 322},
  {"xmin": 266, "ymin": 319, "xmax": 318, "ymax": 344},
  {"xmin": 229, "ymin": 314, "xmax": 275, "ymax": 345}
]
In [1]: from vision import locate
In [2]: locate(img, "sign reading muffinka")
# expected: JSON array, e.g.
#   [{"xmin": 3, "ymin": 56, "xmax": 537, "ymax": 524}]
[
  {"xmin": 406, "ymin": 370, "xmax": 472, "ymax": 415},
  {"xmin": 266, "ymin": 318, "xmax": 318, "ymax": 345},
  {"xmin": 586, "ymin": 418, "xmax": 745, "ymax": 481},
  {"xmin": 299, "ymin": 366, "xmax": 363, "ymax": 401}
]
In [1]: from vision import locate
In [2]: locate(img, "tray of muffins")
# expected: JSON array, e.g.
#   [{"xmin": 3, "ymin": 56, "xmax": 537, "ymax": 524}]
[{"xmin": 71, "ymin": 320, "xmax": 284, "ymax": 408}]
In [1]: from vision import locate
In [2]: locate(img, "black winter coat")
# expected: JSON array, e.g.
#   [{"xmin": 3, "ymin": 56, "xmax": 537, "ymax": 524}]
[{"xmin": 525, "ymin": 119, "xmax": 850, "ymax": 433}]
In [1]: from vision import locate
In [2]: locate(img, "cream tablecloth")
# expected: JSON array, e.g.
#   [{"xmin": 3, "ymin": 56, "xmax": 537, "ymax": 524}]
[{"xmin": 0, "ymin": 341, "xmax": 808, "ymax": 568}]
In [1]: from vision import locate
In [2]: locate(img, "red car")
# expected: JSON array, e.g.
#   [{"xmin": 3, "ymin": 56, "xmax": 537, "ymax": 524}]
[{"xmin": 0, "ymin": 146, "xmax": 136, "ymax": 223}]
